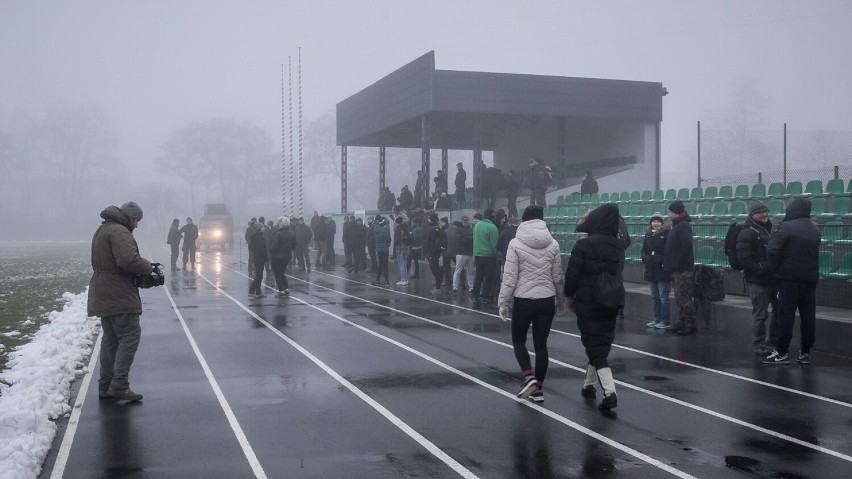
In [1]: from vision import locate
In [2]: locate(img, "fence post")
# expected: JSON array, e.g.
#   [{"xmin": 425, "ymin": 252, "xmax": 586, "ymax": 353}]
[
  {"xmin": 697, "ymin": 120, "xmax": 701, "ymax": 188},
  {"xmin": 835, "ymin": 165, "xmax": 839, "ymax": 180},
  {"xmin": 783, "ymin": 123, "xmax": 787, "ymax": 186}
]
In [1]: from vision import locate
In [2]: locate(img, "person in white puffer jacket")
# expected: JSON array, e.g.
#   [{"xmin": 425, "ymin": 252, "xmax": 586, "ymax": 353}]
[{"xmin": 498, "ymin": 204, "xmax": 566, "ymax": 403}]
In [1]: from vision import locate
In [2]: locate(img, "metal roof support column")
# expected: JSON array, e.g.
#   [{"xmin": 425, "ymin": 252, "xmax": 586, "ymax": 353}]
[
  {"xmin": 421, "ymin": 114, "xmax": 431, "ymax": 206},
  {"xmin": 441, "ymin": 148, "xmax": 449, "ymax": 191},
  {"xmin": 341, "ymin": 145, "xmax": 348, "ymax": 213},
  {"xmin": 557, "ymin": 117, "xmax": 566, "ymax": 187},
  {"xmin": 473, "ymin": 129, "xmax": 482, "ymax": 204},
  {"xmin": 379, "ymin": 146, "xmax": 386, "ymax": 190}
]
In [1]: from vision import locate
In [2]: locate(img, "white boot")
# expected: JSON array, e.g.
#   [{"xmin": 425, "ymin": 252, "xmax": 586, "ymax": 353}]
[{"xmin": 597, "ymin": 367, "xmax": 618, "ymax": 410}]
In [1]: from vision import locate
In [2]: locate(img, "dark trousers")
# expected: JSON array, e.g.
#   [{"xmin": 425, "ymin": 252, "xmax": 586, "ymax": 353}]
[
  {"xmin": 271, "ymin": 256, "xmax": 291, "ymax": 292},
  {"xmin": 249, "ymin": 258, "xmax": 266, "ymax": 294},
  {"xmin": 407, "ymin": 248, "xmax": 421, "ymax": 277},
  {"xmin": 456, "ymin": 187, "xmax": 465, "ymax": 202},
  {"xmin": 368, "ymin": 245, "xmax": 377, "ymax": 271},
  {"xmin": 473, "ymin": 256, "xmax": 497, "ymax": 300},
  {"xmin": 99, "ymin": 313, "xmax": 141, "ymax": 392},
  {"xmin": 511, "ymin": 297, "xmax": 556, "ymax": 385},
  {"xmin": 182, "ymin": 242, "xmax": 197, "ymax": 267},
  {"xmin": 170, "ymin": 243, "xmax": 180, "ymax": 269},
  {"xmin": 776, "ymin": 280, "xmax": 817, "ymax": 355},
  {"xmin": 507, "ymin": 198, "xmax": 518, "ymax": 219},
  {"xmin": 344, "ymin": 244, "xmax": 352, "ymax": 267},
  {"xmin": 578, "ymin": 310, "xmax": 618, "ymax": 369},
  {"xmin": 376, "ymin": 251, "xmax": 389, "ymax": 283},
  {"xmin": 442, "ymin": 256, "xmax": 454, "ymax": 288},
  {"xmin": 315, "ymin": 240, "xmax": 327, "ymax": 266},
  {"xmin": 353, "ymin": 250, "xmax": 366, "ymax": 272},
  {"xmin": 295, "ymin": 244, "xmax": 310, "ymax": 270},
  {"xmin": 428, "ymin": 254, "xmax": 442, "ymax": 288},
  {"xmin": 325, "ymin": 235, "xmax": 335, "ymax": 265}
]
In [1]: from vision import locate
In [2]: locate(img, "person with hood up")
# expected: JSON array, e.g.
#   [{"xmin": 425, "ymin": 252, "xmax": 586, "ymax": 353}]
[
  {"xmin": 641, "ymin": 213, "xmax": 672, "ymax": 329},
  {"xmin": 563, "ymin": 203, "xmax": 624, "ymax": 410},
  {"xmin": 269, "ymin": 216, "xmax": 297, "ymax": 297},
  {"xmin": 763, "ymin": 198, "xmax": 821, "ymax": 365},
  {"xmin": 498, "ymin": 205, "xmax": 565, "ymax": 403},
  {"xmin": 663, "ymin": 200, "xmax": 696, "ymax": 335},
  {"xmin": 88, "ymin": 202, "xmax": 153, "ymax": 401},
  {"xmin": 166, "ymin": 218, "xmax": 182, "ymax": 271}
]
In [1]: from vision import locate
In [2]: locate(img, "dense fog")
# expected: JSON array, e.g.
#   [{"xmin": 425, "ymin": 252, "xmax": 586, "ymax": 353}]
[{"xmin": 2, "ymin": 1, "xmax": 851, "ymax": 240}]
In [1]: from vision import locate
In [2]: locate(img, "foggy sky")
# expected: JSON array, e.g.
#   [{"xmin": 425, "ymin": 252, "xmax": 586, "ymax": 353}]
[{"xmin": 2, "ymin": 0, "xmax": 851, "ymax": 227}]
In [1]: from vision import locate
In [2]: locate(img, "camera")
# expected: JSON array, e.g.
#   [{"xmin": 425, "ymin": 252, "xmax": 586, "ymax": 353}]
[{"xmin": 133, "ymin": 263, "xmax": 165, "ymax": 289}]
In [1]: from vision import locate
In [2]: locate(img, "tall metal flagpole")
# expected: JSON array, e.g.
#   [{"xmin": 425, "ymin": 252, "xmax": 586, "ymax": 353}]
[
  {"xmin": 288, "ymin": 57, "xmax": 295, "ymax": 217},
  {"xmin": 280, "ymin": 64, "xmax": 287, "ymax": 216},
  {"xmin": 298, "ymin": 47, "xmax": 304, "ymax": 217}
]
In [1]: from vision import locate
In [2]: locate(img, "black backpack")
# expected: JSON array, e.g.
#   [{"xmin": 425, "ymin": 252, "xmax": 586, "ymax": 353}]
[
  {"xmin": 724, "ymin": 223, "xmax": 745, "ymax": 270},
  {"xmin": 694, "ymin": 265, "xmax": 725, "ymax": 302}
]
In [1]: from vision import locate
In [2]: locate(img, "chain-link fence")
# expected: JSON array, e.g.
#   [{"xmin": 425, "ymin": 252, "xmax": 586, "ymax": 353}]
[{"xmin": 698, "ymin": 123, "xmax": 852, "ymax": 187}]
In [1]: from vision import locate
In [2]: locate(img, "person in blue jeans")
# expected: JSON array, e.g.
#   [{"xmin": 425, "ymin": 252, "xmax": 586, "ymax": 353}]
[{"xmin": 640, "ymin": 213, "xmax": 672, "ymax": 329}]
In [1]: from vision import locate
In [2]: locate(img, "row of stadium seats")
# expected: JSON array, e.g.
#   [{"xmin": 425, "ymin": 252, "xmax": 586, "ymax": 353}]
[{"xmin": 556, "ymin": 178, "xmax": 852, "ymax": 207}]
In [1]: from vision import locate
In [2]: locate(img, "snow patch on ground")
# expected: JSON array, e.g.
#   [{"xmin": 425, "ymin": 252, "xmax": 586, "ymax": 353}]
[{"xmin": 0, "ymin": 290, "xmax": 97, "ymax": 479}]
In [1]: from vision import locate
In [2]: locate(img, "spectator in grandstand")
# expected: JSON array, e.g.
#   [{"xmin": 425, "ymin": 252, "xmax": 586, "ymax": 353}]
[
  {"xmin": 664, "ymin": 200, "xmax": 697, "ymax": 335},
  {"xmin": 580, "ymin": 169, "xmax": 599, "ymax": 196},
  {"xmin": 736, "ymin": 201, "xmax": 778, "ymax": 356},
  {"xmin": 641, "ymin": 213, "xmax": 672, "ymax": 329},
  {"xmin": 763, "ymin": 198, "xmax": 821, "ymax": 365},
  {"xmin": 454, "ymin": 162, "xmax": 467, "ymax": 202}
]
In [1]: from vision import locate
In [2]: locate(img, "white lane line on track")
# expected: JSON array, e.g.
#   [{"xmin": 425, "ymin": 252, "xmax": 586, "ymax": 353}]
[
  {"xmin": 212, "ymin": 269, "xmax": 694, "ymax": 479},
  {"xmin": 162, "ymin": 279, "xmax": 268, "ymax": 478},
  {"xmin": 276, "ymin": 270, "xmax": 852, "ymax": 464},
  {"xmin": 313, "ymin": 270, "xmax": 852, "ymax": 410},
  {"xmin": 193, "ymin": 272, "xmax": 479, "ymax": 479},
  {"xmin": 50, "ymin": 331, "xmax": 103, "ymax": 479}
]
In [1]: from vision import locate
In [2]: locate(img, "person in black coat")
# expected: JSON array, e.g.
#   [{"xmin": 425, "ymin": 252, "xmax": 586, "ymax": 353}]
[
  {"xmin": 269, "ymin": 217, "xmax": 297, "ymax": 296},
  {"xmin": 348, "ymin": 218, "xmax": 368, "ymax": 273},
  {"xmin": 763, "ymin": 198, "xmax": 821, "ymax": 364},
  {"xmin": 641, "ymin": 213, "xmax": 672, "ymax": 329},
  {"xmin": 425, "ymin": 213, "xmax": 446, "ymax": 293},
  {"xmin": 454, "ymin": 162, "xmax": 467, "ymax": 202},
  {"xmin": 663, "ymin": 200, "xmax": 696, "ymax": 335},
  {"xmin": 167, "ymin": 218, "xmax": 182, "ymax": 271},
  {"xmin": 564, "ymin": 203, "xmax": 623, "ymax": 410},
  {"xmin": 736, "ymin": 201, "xmax": 778, "ymax": 356},
  {"xmin": 179, "ymin": 217, "xmax": 199, "ymax": 271},
  {"xmin": 248, "ymin": 223, "xmax": 269, "ymax": 298}
]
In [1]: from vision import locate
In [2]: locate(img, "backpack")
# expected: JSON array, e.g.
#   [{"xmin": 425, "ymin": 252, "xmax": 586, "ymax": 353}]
[
  {"xmin": 595, "ymin": 271, "xmax": 625, "ymax": 310},
  {"xmin": 724, "ymin": 223, "xmax": 745, "ymax": 270},
  {"xmin": 694, "ymin": 265, "xmax": 725, "ymax": 302}
]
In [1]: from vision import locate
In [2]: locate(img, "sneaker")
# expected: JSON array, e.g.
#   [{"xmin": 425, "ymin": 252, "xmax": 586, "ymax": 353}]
[
  {"xmin": 762, "ymin": 350, "xmax": 789, "ymax": 364},
  {"xmin": 276, "ymin": 292, "xmax": 287, "ymax": 298},
  {"xmin": 395, "ymin": 280, "xmax": 408, "ymax": 286},
  {"xmin": 517, "ymin": 376, "xmax": 539, "ymax": 399},
  {"xmin": 106, "ymin": 388, "xmax": 143, "ymax": 401},
  {"xmin": 796, "ymin": 353, "xmax": 811, "ymax": 365},
  {"xmin": 581, "ymin": 385, "xmax": 596, "ymax": 398},
  {"xmin": 646, "ymin": 320, "xmax": 660, "ymax": 328},
  {"xmin": 654, "ymin": 322, "xmax": 670, "ymax": 329},
  {"xmin": 284, "ymin": 289, "xmax": 290, "ymax": 296},
  {"xmin": 529, "ymin": 390, "xmax": 544, "ymax": 403},
  {"xmin": 599, "ymin": 392, "xmax": 618, "ymax": 410}
]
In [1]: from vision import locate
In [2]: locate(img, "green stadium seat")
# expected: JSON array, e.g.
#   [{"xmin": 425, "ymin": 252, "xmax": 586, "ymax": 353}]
[
  {"xmin": 818, "ymin": 250, "xmax": 835, "ymax": 277},
  {"xmin": 766, "ymin": 182, "xmax": 786, "ymax": 198},
  {"xmin": 847, "ymin": 178, "xmax": 852, "ymax": 194},
  {"xmin": 556, "ymin": 195, "xmax": 565, "ymax": 205},
  {"xmin": 625, "ymin": 203, "xmax": 642, "ymax": 219},
  {"xmin": 705, "ymin": 201, "xmax": 728, "ymax": 219},
  {"xmin": 712, "ymin": 247, "xmax": 731, "ymax": 269},
  {"xmin": 805, "ymin": 180, "xmax": 823, "ymax": 196},
  {"xmin": 786, "ymin": 181, "xmax": 803, "ymax": 197},
  {"xmin": 811, "ymin": 197, "xmax": 828, "ymax": 217},
  {"xmin": 598, "ymin": 192, "xmax": 610, "ymax": 203},
  {"xmin": 630, "ymin": 190, "xmax": 641, "ymax": 203},
  {"xmin": 690, "ymin": 187, "xmax": 704, "ymax": 201},
  {"xmin": 589, "ymin": 193, "xmax": 600, "ymax": 205},
  {"xmin": 703, "ymin": 185, "xmax": 719, "ymax": 199},
  {"xmin": 653, "ymin": 189, "xmax": 665, "ymax": 201},
  {"xmin": 641, "ymin": 190, "xmax": 653, "ymax": 202},
  {"xmin": 710, "ymin": 223, "xmax": 731, "ymax": 241},
  {"xmin": 695, "ymin": 245, "xmax": 715, "ymax": 265},
  {"xmin": 565, "ymin": 206, "xmax": 578, "ymax": 218},
  {"xmin": 718, "ymin": 185, "xmax": 733, "ymax": 199},
  {"xmin": 619, "ymin": 191, "xmax": 631, "ymax": 203},
  {"xmin": 750, "ymin": 183, "xmax": 767, "ymax": 198},
  {"xmin": 827, "ymin": 197, "xmax": 851, "ymax": 218},
  {"xmin": 677, "ymin": 188, "xmax": 690, "ymax": 200},
  {"xmin": 768, "ymin": 199, "xmax": 786, "ymax": 218},
  {"xmin": 827, "ymin": 252, "xmax": 852, "ymax": 280},
  {"xmin": 639, "ymin": 203, "xmax": 656, "ymax": 218},
  {"xmin": 665, "ymin": 189, "xmax": 677, "ymax": 201},
  {"xmin": 653, "ymin": 202, "xmax": 667, "ymax": 215},
  {"xmin": 609, "ymin": 192, "xmax": 620, "ymax": 203},
  {"xmin": 696, "ymin": 202, "xmax": 713, "ymax": 217},
  {"xmin": 822, "ymin": 221, "xmax": 846, "ymax": 244},
  {"xmin": 580, "ymin": 193, "xmax": 591, "ymax": 204},
  {"xmin": 693, "ymin": 222, "xmax": 713, "ymax": 240},
  {"xmin": 729, "ymin": 201, "xmax": 747, "ymax": 219},
  {"xmin": 734, "ymin": 184, "xmax": 750, "ymax": 198},
  {"xmin": 825, "ymin": 178, "xmax": 845, "ymax": 196}
]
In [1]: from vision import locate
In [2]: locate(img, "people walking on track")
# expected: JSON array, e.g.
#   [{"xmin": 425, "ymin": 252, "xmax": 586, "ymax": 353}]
[{"xmin": 498, "ymin": 205, "xmax": 564, "ymax": 403}]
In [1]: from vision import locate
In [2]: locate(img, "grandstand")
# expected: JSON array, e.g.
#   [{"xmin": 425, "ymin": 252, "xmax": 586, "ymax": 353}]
[{"xmin": 545, "ymin": 178, "xmax": 852, "ymax": 309}]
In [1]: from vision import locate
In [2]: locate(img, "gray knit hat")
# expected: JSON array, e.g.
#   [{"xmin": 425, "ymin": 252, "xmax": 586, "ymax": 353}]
[
  {"xmin": 748, "ymin": 200, "xmax": 769, "ymax": 216},
  {"xmin": 120, "ymin": 201, "xmax": 143, "ymax": 219}
]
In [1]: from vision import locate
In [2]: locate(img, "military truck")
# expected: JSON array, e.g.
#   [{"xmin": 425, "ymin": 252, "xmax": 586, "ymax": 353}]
[{"xmin": 198, "ymin": 203, "xmax": 234, "ymax": 249}]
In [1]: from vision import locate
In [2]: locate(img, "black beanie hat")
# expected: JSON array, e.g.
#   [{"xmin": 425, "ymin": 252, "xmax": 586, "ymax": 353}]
[
  {"xmin": 748, "ymin": 200, "xmax": 769, "ymax": 216},
  {"xmin": 668, "ymin": 200, "xmax": 685, "ymax": 215}
]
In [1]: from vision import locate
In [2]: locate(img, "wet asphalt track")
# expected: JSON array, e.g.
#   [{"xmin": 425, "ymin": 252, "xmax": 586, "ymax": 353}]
[{"xmin": 41, "ymin": 247, "xmax": 852, "ymax": 478}]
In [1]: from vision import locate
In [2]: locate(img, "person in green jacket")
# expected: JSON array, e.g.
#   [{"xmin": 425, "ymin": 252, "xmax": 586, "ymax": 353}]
[{"xmin": 472, "ymin": 208, "xmax": 499, "ymax": 305}]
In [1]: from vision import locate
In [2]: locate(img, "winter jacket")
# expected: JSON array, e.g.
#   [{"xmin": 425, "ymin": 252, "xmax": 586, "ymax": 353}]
[
  {"xmin": 249, "ymin": 228, "xmax": 268, "ymax": 261},
  {"xmin": 167, "ymin": 224, "xmax": 182, "ymax": 246},
  {"xmin": 736, "ymin": 217, "xmax": 775, "ymax": 285},
  {"xmin": 663, "ymin": 212, "xmax": 694, "ymax": 273},
  {"xmin": 496, "ymin": 226, "xmax": 517, "ymax": 261},
  {"xmin": 425, "ymin": 223, "xmax": 446, "ymax": 258},
  {"xmin": 180, "ymin": 223, "xmax": 198, "ymax": 249},
  {"xmin": 473, "ymin": 219, "xmax": 498, "ymax": 257},
  {"xmin": 295, "ymin": 223, "xmax": 313, "ymax": 248},
  {"xmin": 87, "ymin": 206, "xmax": 153, "ymax": 317},
  {"xmin": 371, "ymin": 222, "xmax": 391, "ymax": 253},
  {"xmin": 409, "ymin": 223, "xmax": 424, "ymax": 250},
  {"xmin": 456, "ymin": 224, "xmax": 473, "ymax": 255},
  {"xmin": 313, "ymin": 221, "xmax": 327, "ymax": 242},
  {"xmin": 498, "ymin": 219, "xmax": 562, "ymax": 308},
  {"xmin": 767, "ymin": 198, "xmax": 821, "ymax": 283},
  {"xmin": 564, "ymin": 204, "xmax": 623, "ymax": 317},
  {"xmin": 270, "ymin": 226, "xmax": 297, "ymax": 260},
  {"xmin": 349, "ymin": 223, "xmax": 367, "ymax": 251},
  {"xmin": 641, "ymin": 224, "xmax": 672, "ymax": 283}
]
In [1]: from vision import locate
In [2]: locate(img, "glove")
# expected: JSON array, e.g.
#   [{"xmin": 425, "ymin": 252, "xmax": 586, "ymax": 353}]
[{"xmin": 498, "ymin": 307, "xmax": 510, "ymax": 322}]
